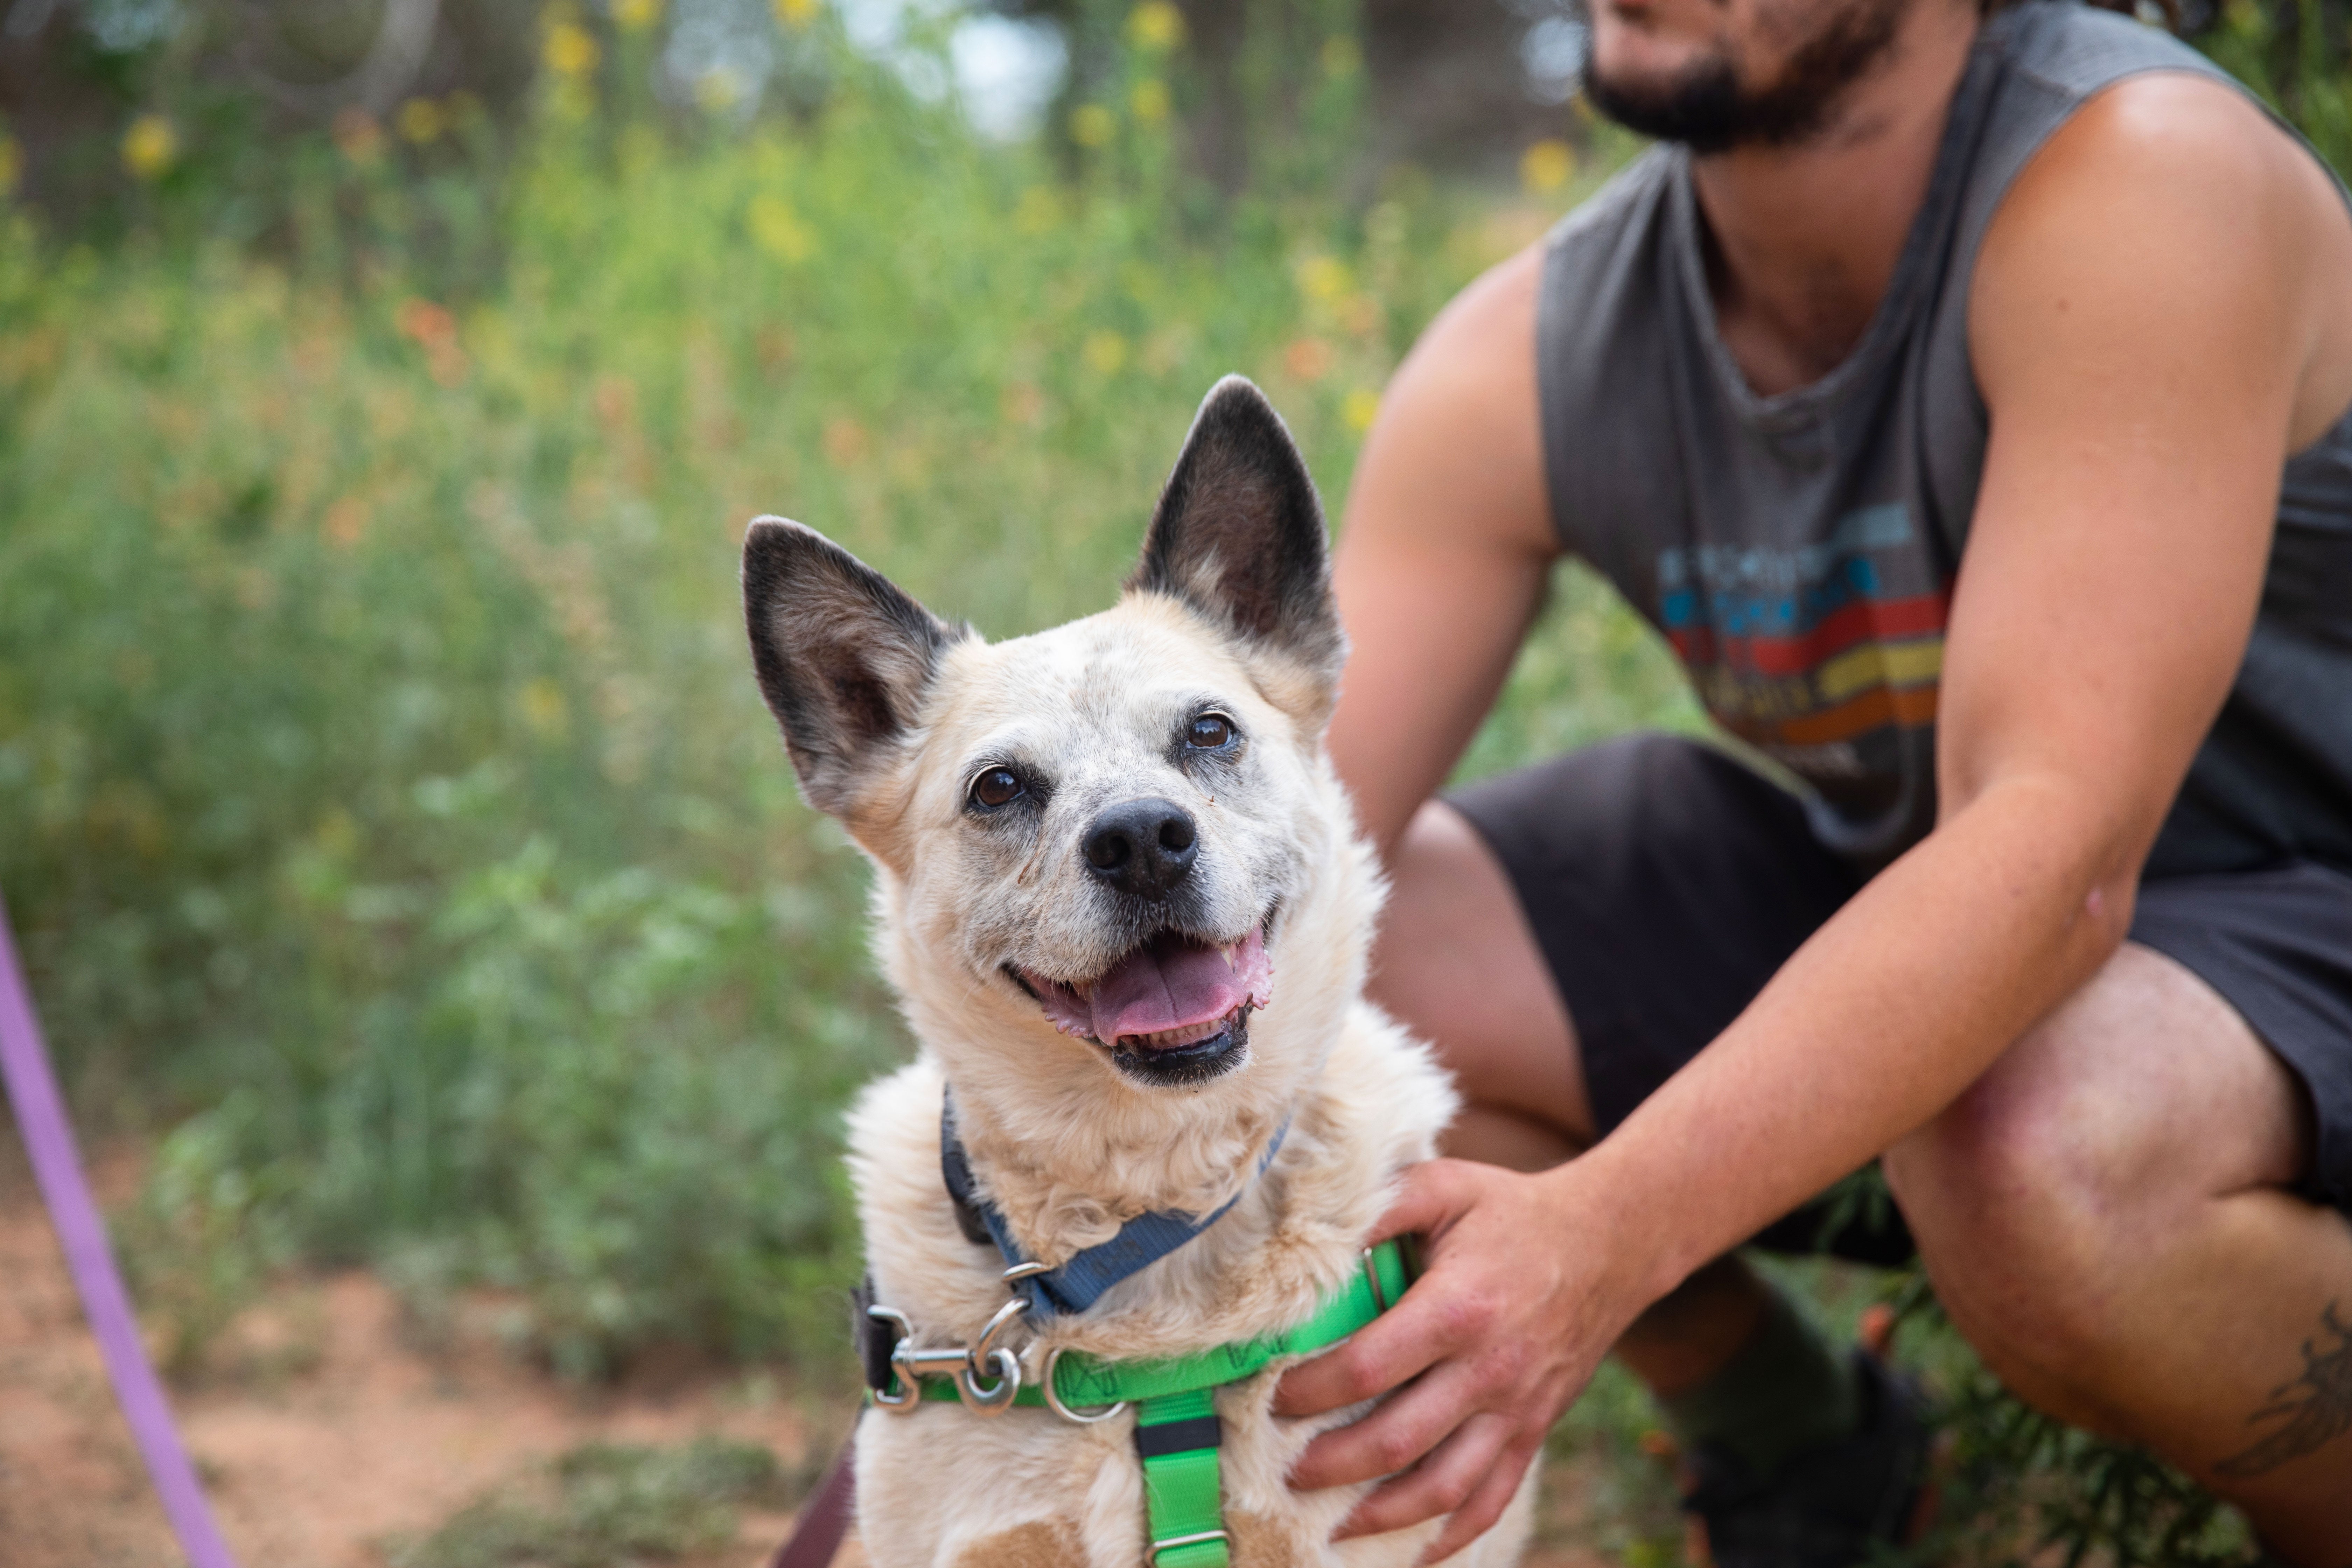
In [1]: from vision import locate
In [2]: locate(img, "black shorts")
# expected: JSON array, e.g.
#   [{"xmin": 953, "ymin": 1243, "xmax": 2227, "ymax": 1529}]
[{"xmin": 1449, "ymin": 735, "xmax": 2352, "ymax": 1260}]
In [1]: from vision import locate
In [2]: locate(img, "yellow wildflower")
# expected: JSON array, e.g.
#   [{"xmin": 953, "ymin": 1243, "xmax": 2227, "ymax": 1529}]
[
  {"xmin": 1069, "ymin": 104, "xmax": 1116, "ymax": 148},
  {"xmin": 518, "ymin": 678, "xmax": 571, "ymax": 741},
  {"xmin": 1013, "ymin": 185, "xmax": 1061, "ymax": 234},
  {"xmin": 1343, "ymin": 388, "xmax": 1381, "ymax": 434},
  {"xmin": 1082, "ymin": 330, "xmax": 1128, "ymax": 376},
  {"xmin": 1295, "ymin": 254, "xmax": 1351, "ymax": 305},
  {"xmin": 775, "ymin": 0, "xmax": 818, "ymax": 27},
  {"xmin": 612, "ymin": 0, "xmax": 660, "ymax": 30},
  {"xmin": 544, "ymin": 19, "xmax": 601, "ymax": 78},
  {"xmin": 1519, "ymin": 138, "xmax": 1575, "ymax": 195},
  {"xmin": 121, "ymin": 114, "xmax": 178, "ymax": 181},
  {"xmin": 1127, "ymin": 2, "xmax": 1183, "ymax": 50},
  {"xmin": 397, "ymin": 98, "xmax": 446, "ymax": 144},
  {"xmin": 1130, "ymin": 79, "xmax": 1170, "ymax": 124},
  {"xmin": 748, "ymin": 193, "xmax": 815, "ymax": 262}
]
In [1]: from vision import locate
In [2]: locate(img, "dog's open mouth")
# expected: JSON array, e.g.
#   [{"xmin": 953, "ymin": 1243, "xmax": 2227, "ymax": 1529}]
[{"xmin": 1015, "ymin": 923, "xmax": 1272, "ymax": 1084}]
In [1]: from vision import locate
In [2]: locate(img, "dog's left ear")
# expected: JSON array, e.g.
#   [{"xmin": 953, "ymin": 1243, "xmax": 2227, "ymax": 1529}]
[{"xmin": 1127, "ymin": 376, "xmax": 1345, "ymax": 717}]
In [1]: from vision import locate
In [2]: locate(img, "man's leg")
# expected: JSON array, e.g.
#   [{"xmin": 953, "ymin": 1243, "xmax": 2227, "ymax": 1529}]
[
  {"xmin": 1371, "ymin": 798, "xmax": 1816, "ymax": 1413},
  {"xmin": 1886, "ymin": 943, "xmax": 2352, "ymax": 1563}
]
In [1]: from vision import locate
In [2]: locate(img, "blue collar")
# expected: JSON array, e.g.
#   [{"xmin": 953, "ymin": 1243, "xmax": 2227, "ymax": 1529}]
[{"xmin": 938, "ymin": 1090, "xmax": 1289, "ymax": 1319}]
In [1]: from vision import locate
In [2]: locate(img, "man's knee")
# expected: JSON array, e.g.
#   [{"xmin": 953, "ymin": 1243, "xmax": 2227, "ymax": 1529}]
[{"xmin": 1885, "ymin": 948, "xmax": 2198, "ymax": 1363}]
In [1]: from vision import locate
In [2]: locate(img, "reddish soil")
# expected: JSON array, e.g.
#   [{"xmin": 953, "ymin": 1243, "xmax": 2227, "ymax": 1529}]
[
  {"xmin": 0, "ymin": 1139, "xmax": 843, "ymax": 1568},
  {"xmin": 0, "ymin": 1136, "xmax": 1615, "ymax": 1568}
]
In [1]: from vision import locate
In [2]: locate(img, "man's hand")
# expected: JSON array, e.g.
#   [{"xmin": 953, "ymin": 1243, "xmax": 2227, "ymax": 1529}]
[{"xmin": 1273, "ymin": 1158, "xmax": 1662, "ymax": 1563}]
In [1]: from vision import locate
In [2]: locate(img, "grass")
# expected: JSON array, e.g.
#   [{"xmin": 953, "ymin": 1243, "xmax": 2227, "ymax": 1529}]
[
  {"xmin": 386, "ymin": 1436, "xmax": 803, "ymax": 1568},
  {"xmin": 0, "ymin": 0, "xmax": 2342, "ymax": 1560}
]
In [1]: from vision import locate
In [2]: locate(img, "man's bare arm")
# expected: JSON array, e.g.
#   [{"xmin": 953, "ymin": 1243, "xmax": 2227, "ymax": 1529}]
[
  {"xmin": 1326, "ymin": 245, "xmax": 1559, "ymax": 858},
  {"xmin": 1280, "ymin": 74, "xmax": 2352, "ymax": 1558}
]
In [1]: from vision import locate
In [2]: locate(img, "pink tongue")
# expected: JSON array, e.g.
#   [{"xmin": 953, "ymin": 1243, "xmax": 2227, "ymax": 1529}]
[{"xmin": 1088, "ymin": 926, "xmax": 1268, "ymax": 1044}]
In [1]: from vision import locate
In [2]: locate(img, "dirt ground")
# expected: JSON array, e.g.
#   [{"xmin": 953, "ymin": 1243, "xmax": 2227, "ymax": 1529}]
[{"xmin": 0, "ymin": 1138, "xmax": 1618, "ymax": 1568}]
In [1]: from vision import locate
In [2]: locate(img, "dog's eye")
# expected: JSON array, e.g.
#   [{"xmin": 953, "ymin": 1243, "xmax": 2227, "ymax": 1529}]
[
  {"xmin": 969, "ymin": 767, "xmax": 1024, "ymax": 808},
  {"xmin": 1186, "ymin": 714, "xmax": 1234, "ymax": 749}
]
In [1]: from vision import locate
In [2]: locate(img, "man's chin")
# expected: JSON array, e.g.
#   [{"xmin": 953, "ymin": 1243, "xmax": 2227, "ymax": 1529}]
[
  {"xmin": 1584, "ymin": 0, "xmax": 1913, "ymax": 153},
  {"xmin": 1583, "ymin": 52, "xmax": 1749, "ymax": 153}
]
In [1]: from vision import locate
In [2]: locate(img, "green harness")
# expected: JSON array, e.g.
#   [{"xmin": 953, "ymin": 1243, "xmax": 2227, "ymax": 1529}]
[{"xmin": 874, "ymin": 1239, "xmax": 1408, "ymax": 1568}]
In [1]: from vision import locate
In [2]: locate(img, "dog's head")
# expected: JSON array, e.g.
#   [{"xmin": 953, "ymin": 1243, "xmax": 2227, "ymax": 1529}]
[{"xmin": 744, "ymin": 378, "xmax": 1373, "ymax": 1125}]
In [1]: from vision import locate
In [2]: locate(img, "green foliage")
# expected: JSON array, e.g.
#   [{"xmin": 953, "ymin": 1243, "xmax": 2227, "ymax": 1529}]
[
  {"xmin": 1543, "ymin": 1357, "xmax": 1690, "ymax": 1568},
  {"xmin": 114, "ymin": 1087, "xmax": 301, "ymax": 1376},
  {"xmin": 0, "ymin": 10, "xmax": 1630, "ymax": 1379},
  {"xmin": 389, "ymin": 1436, "xmax": 800, "ymax": 1568},
  {"xmin": 1923, "ymin": 1360, "xmax": 2258, "ymax": 1568},
  {"xmin": 2200, "ymin": 0, "xmax": 2352, "ymax": 176}
]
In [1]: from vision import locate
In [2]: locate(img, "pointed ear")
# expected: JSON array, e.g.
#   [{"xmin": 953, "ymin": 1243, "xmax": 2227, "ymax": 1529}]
[
  {"xmin": 1126, "ymin": 377, "xmax": 1344, "ymax": 708},
  {"xmin": 742, "ymin": 517, "xmax": 962, "ymax": 824}
]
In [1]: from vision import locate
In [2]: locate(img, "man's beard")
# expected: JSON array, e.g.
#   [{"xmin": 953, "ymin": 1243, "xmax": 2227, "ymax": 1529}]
[{"xmin": 1581, "ymin": 0, "xmax": 1913, "ymax": 154}]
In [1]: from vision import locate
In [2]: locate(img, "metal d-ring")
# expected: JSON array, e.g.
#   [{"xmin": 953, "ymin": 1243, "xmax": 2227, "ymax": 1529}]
[
  {"xmin": 954, "ymin": 1296, "xmax": 1030, "ymax": 1414},
  {"xmin": 1041, "ymin": 1344, "xmax": 1128, "ymax": 1424}
]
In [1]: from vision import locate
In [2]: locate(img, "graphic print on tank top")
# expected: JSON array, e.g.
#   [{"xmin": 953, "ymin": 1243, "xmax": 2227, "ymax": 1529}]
[{"xmin": 1659, "ymin": 501, "xmax": 1949, "ymax": 786}]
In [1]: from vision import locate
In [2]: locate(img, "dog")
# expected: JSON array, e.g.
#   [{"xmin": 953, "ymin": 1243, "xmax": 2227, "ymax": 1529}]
[{"xmin": 741, "ymin": 377, "xmax": 1538, "ymax": 1568}]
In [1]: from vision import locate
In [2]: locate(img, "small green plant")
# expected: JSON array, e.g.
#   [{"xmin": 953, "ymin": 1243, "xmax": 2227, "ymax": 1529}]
[
  {"xmin": 113, "ymin": 1088, "xmax": 300, "ymax": 1377},
  {"xmin": 390, "ymin": 1436, "xmax": 801, "ymax": 1568},
  {"xmin": 1921, "ymin": 1363, "xmax": 2258, "ymax": 1568}
]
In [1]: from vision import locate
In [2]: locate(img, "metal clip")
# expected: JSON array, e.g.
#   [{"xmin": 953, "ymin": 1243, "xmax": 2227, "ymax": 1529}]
[
  {"xmin": 868, "ymin": 1296, "xmax": 1029, "ymax": 1415},
  {"xmin": 957, "ymin": 1296, "xmax": 1029, "ymax": 1413},
  {"xmin": 865, "ymin": 1304, "xmax": 920, "ymax": 1413},
  {"xmin": 1361, "ymin": 1247, "xmax": 1389, "ymax": 1314}
]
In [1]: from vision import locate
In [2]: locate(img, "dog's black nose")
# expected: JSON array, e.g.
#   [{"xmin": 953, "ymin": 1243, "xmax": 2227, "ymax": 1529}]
[{"xmin": 1082, "ymin": 798, "xmax": 1198, "ymax": 899}]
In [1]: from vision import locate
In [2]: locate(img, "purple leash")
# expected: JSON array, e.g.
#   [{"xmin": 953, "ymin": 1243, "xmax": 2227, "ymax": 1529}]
[{"xmin": 0, "ymin": 888, "xmax": 242, "ymax": 1568}]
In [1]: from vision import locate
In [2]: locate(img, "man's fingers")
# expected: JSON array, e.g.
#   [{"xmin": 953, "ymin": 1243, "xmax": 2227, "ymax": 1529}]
[
  {"xmin": 1328, "ymin": 1413, "xmax": 1512, "ymax": 1540},
  {"xmin": 1360, "ymin": 1157, "xmax": 1478, "ymax": 1248},
  {"xmin": 1414, "ymin": 1433, "xmax": 1541, "ymax": 1566},
  {"xmin": 1272, "ymin": 1275, "xmax": 1471, "ymax": 1419},
  {"xmin": 1284, "ymin": 1357, "xmax": 1483, "ymax": 1491}
]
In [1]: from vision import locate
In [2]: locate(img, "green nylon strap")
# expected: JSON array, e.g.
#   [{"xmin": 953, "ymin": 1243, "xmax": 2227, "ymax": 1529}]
[
  {"xmin": 895, "ymin": 1239, "xmax": 1408, "ymax": 1410},
  {"xmin": 883, "ymin": 1240, "xmax": 1409, "ymax": 1568},
  {"xmin": 1136, "ymin": 1388, "xmax": 1226, "ymax": 1568}
]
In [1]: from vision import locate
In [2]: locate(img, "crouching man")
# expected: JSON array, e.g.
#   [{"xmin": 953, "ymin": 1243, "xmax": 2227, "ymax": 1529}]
[{"xmin": 1275, "ymin": 0, "xmax": 2352, "ymax": 1560}]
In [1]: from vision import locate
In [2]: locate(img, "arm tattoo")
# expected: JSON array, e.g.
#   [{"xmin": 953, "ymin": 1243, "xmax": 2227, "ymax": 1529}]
[{"xmin": 2215, "ymin": 1301, "xmax": 2352, "ymax": 1479}]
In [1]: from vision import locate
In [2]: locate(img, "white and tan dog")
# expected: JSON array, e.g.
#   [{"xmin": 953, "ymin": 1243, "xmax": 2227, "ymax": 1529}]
[{"xmin": 741, "ymin": 378, "xmax": 1536, "ymax": 1568}]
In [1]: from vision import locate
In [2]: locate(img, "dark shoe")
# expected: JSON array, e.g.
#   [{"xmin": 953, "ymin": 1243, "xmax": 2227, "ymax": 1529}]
[{"xmin": 1681, "ymin": 1350, "xmax": 1933, "ymax": 1568}]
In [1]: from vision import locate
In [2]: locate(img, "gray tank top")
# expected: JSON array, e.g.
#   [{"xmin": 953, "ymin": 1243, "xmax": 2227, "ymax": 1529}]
[{"xmin": 1536, "ymin": 0, "xmax": 2352, "ymax": 874}]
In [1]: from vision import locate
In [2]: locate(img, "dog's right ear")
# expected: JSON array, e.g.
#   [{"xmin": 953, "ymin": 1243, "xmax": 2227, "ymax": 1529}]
[{"xmin": 742, "ymin": 517, "xmax": 961, "ymax": 824}]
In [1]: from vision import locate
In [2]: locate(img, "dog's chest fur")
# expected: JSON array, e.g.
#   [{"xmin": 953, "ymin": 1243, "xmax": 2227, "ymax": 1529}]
[{"xmin": 847, "ymin": 1004, "xmax": 1477, "ymax": 1568}]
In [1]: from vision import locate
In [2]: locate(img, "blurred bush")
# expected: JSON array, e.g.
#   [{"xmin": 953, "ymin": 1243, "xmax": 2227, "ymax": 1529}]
[{"xmin": 0, "ymin": 0, "xmax": 1659, "ymax": 1379}]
